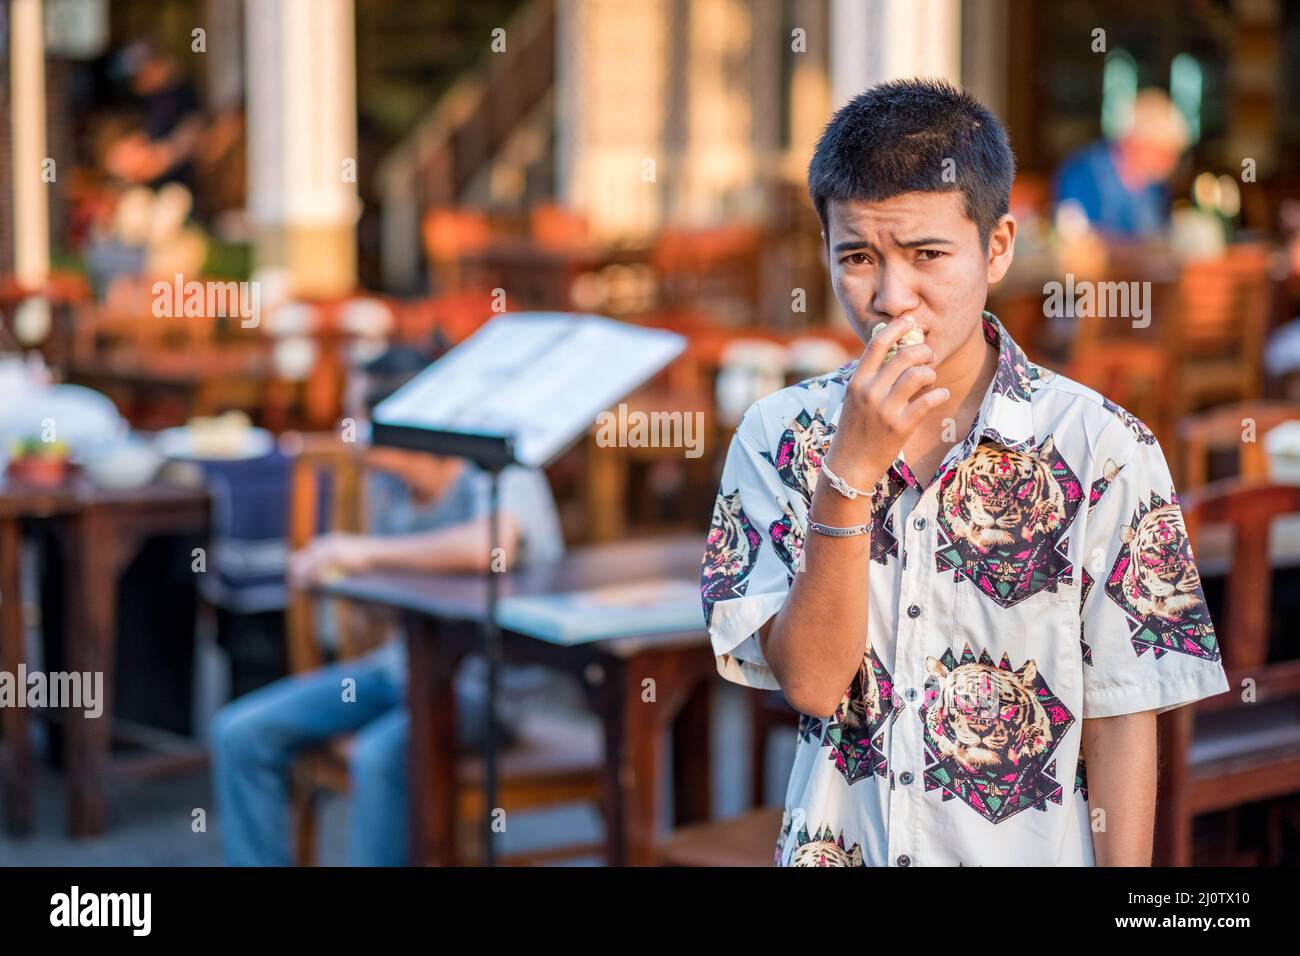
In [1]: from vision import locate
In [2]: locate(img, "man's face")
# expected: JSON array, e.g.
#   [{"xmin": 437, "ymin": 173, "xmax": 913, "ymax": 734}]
[
  {"xmin": 1116, "ymin": 135, "xmax": 1180, "ymax": 186},
  {"xmin": 132, "ymin": 56, "xmax": 172, "ymax": 96},
  {"xmin": 822, "ymin": 191, "xmax": 1015, "ymax": 368},
  {"xmin": 366, "ymin": 445, "xmax": 436, "ymax": 476},
  {"xmin": 365, "ymin": 447, "xmax": 459, "ymax": 499}
]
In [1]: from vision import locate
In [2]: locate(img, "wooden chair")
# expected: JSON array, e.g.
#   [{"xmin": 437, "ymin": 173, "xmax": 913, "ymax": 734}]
[
  {"xmin": 387, "ymin": 290, "xmax": 496, "ymax": 349},
  {"xmin": 421, "ymin": 207, "xmax": 492, "ymax": 296},
  {"xmin": 1178, "ymin": 401, "xmax": 1300, "ymax": 490},
  {"xmin": 581, "ymin": 383, "xmax": 715, "ymax": 543},
  {"xmin": 1155, "ymin": 480, "xmax": 1300, "ymax": 865},
  {"xmin": 529, "ymin": 203, "xmax": 588, "ymax": 249},
  {"xmin": 650, "ymin": 226, "xmax": 765, "ymax": 328},
  {"xmin": 1064, "ymin": 267, "xmax": 1179, "ymax": 448},
  {"xmin": 1066, "ymin": 341, "xmax": 1173, "ymax": 448},
  {"xmin": 1166, "ymin": 244, "xmax": 1273, "ymax": 417},
  {"xmin": 282, "ymin": 433, "xmax": 607, "ymax": 865},
  {"xmin": 657, "ymin": 689, "xmax": 797, "ymax": 866},
  {"xmin": 1064, "ymin": 245, "xmax": 1271, "ymax": 446}
]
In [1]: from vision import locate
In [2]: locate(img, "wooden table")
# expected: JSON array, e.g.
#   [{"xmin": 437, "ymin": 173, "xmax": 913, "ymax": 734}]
[
  {"xmin": 459, "ymin": 238, "xmax": 653, "ymax": 315},
  {"xmin": 0, "ymin": 475, "xmax": 210, "ymax": 836},
  {"xmin": 322, "ymin": 533, "xmax": 716, "ymax": 866},
  {"xmin": 66, "ymin": 356, "xmax": 268, "ymax": 431}
]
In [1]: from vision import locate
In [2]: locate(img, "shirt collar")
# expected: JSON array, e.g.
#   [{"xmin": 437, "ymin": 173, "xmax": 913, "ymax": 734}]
[
  {"xmin": 963, "ymin": 310, "xmax": 1037, "ymax": 453},
  {"xmin": 828, "ymin": 311, "xmax": 1037, "ymax": 485}
]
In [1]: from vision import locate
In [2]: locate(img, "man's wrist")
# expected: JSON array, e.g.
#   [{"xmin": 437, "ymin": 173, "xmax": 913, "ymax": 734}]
[
  {"xmin": 820, "ymin": 459, "xmax": 875, "ymax": 501},
  {"xmin": 811, "ymin": 470, "xmax": 877, "ymax": 526},
  {"xmin": 354, "ymin": 539, "xmax": 381, "ymax": 573},
  {"xmin": 819, "ymin": 451, "xmax": 887, "ymax": 499}
]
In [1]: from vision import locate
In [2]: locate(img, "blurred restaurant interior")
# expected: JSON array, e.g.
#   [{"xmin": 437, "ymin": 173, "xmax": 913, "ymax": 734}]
[{"xmin": 1, "ymin": 0, "xmax": 1300, "ymax": 866}]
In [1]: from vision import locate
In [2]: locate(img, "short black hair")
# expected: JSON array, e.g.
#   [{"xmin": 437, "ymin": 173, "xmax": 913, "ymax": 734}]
[{"xmin": 807, "ymin": 78, "xmax": 1015, "ymax": 247}]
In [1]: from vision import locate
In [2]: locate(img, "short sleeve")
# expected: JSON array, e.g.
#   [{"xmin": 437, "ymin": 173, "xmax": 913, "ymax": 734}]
[
  {"xmin": 1079, "ymin": 418, "xmax": 1229, "ymax": 718},
  {"xmin": 700, "ymin": 411, "xmax": 803, "ymax": 691}
]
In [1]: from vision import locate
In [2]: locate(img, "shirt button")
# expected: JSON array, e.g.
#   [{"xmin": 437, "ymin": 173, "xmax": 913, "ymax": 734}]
[
  {"xmin": 907, "ymin": 604, "xmax": 921, "ymax": 618},
  {"xmin": 900, "ymin": 771, "xmax": 914, "ymax": 785},
  {"xmin": 913, "ymin": 516, "xmax": 927, "ymax": 531},
  {"xmin": 904, "ymin": 687, "xmax": 918, "ymax": 701},
  {"xmin": 896, "ymin": 854, "xmax": 912, "ymax": 867}
]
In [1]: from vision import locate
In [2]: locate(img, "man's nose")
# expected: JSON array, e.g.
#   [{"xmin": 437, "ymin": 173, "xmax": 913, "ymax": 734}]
[{"xmin": 871, "ymin": 264, "xmax": 921, "ymax": 318}]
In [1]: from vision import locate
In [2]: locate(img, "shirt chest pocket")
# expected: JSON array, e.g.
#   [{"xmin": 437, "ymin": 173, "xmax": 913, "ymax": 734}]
[{"xmin": 947, "ymin": 580, "xmax": 1082, "ymax": 701}]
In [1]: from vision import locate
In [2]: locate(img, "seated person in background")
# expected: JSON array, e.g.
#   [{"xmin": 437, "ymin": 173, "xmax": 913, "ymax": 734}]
[
  {"xmin": 211, "ymin": 346, "xmax": 567, "ymax": 866},
  {"xmin": 1053, "ymin": 88, "xmax": 1189, "ymax": 240},
  {"xmin": 108, "ymin": 39, "xmax": 204, "ymax": 191}
]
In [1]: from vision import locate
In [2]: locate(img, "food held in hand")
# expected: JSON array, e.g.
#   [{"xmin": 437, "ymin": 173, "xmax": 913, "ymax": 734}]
[{"xmin": 870, "ymin": 321, "xmax": 926, "ymax": 363}]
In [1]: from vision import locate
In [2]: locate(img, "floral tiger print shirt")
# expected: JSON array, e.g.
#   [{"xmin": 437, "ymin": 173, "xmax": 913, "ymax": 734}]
[{"xmin": 700, "ymin": 312, "xmax": 1229, "ymax": 867}]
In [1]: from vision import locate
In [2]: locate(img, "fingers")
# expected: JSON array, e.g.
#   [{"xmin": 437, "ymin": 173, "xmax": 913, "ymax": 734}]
[
  {"xmin": 856, "ymin": 315, "xmax": 919, "ymax": 378},
  {"xmin": 880, "ymin": 361, "xmax": 939, "ymax": 416},
  {"xmin": 869, "ymin": 340, "xmax": 937, "ymax": 400},
  {"xmin": 287, "ymin": 555, "xmax": 311, "ymax": 589},
  {"xmin": 289, "ymin": 541, "xmax": 329, "ymax": 588},
  {"xmin": 897, "ymin": 385, "xmax": 951, "ymax": 432}
]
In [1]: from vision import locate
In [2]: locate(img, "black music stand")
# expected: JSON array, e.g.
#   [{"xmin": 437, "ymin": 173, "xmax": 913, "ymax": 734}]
[{"xmin": 369, "ymin": 312, "xmax": 685, "ymax": 865}]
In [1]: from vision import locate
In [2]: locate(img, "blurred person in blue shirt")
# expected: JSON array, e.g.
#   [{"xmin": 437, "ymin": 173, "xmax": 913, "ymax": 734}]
[
  {"xmin": 211, "ymin": 346, "xmax": 567, "ymax": 866},
  {"xmin": 1053, "ymin": 88, "xmax": 1189, "ymax": 239}
]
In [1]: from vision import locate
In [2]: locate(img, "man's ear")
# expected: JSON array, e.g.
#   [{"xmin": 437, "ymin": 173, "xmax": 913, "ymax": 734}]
[{"xmin": 986, "ymin": 213, "xmax": 1017, "ymax": 284}]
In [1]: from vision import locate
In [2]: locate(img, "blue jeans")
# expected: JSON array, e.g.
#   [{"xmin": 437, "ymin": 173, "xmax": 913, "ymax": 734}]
[
  {"xmin": 211, "ymin": 643, "xmax": 550, "ymax": 866},
  {"xmin": 211, "ymin": 648, "xmax": 413, "ymax": 866}
]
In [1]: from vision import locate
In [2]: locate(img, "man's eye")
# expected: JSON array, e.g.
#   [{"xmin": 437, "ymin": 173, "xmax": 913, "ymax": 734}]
[
  {"xmin": 842, "ymin": 253, "xmax": 871, "ymax": 265},
  {"xmin": 917, "ymin": 249, "xmax": 946, "ymax": 261}
]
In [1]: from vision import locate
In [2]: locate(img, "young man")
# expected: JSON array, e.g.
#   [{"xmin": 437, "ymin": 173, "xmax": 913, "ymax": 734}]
[
  {"xmin": 211, "ymin": 348, "xmax": 567, "ymax": 866},
  {"xmin": 701, "ymin": 79, "xmax": 1227, "ymax": 867}
]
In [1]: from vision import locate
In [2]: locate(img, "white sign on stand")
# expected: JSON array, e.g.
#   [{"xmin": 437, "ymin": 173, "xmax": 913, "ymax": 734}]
[{"xmin": 372, "ymin": 311, "xmax": 687, "ymax": 467}]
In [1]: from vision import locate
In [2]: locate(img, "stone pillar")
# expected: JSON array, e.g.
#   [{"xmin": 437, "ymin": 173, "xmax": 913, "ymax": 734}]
[
  {"xmin": 829, "ymin": 0, "xmax": 961, "ymax": 109},
  {"xmin": 555, "ymin": 0, "xmax": 671, "ymax": 240},
  {"xmin": 783, "ymin": 0, "xmax": 831, "ymax": 182},
  {"xmin": 961, "ymin": 0, "xmax": 1008, "ymax": 118},
  {"xmin": 244, "ymin": 0, "xmax": 358, "ymax": 296},
  {"xmin": 674, "ymin": 0, "xmax": 755, "ymax": 224},
  {"xmin": 10, "ymin": 0, "xmax": 49, "ymax": 289},
  {"xmin": 205, "ymin": 0, "xmax": 243, "ymax": 112}
]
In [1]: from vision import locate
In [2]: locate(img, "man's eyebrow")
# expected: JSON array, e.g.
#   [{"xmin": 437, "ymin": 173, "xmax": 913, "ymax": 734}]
[
  {"xmin": 896, "ymin": 236, "xmax": 955, "ymax": 248},
  {"xmin": 830, "ymin": 235, "xmax": 955, "ymax": 254},
  {"xmin": 831, "ymin": 238, "xmax": 878, "ymax": 254}
]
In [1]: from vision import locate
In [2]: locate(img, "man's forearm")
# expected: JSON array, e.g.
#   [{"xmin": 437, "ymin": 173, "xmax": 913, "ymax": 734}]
[
  {"xmin": 753, "ymin": 316, "xmax": 946, "ymax": 719},
  {"xmin": 363, "ymin": 515, "xmax": 522, "ymax": 574},
  {"xmin": 1082, "ymin": 711, "xmax": 1158, "ymax": 866},
  {"xmin": 761, "ymin": 470, "xmax": 877, "ymax": 718}
]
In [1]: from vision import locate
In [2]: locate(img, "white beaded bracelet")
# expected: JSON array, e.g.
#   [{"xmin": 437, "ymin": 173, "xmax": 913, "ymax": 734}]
[{"xmin": 820, "ymin": 460, "xmax": 875, "ymax": 501}]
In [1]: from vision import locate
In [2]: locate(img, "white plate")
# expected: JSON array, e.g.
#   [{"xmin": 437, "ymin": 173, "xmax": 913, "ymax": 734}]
[{"xmin": 154, "ymin": 425, "xmax": 275, "ymax": 462}]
